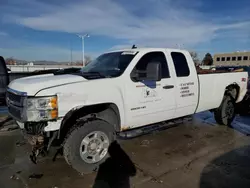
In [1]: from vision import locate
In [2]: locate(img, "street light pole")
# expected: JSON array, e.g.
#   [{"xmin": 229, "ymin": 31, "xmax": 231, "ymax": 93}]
[
  {"xmin": 77, "ymin": 34, "xmax": 89, "ymax": 66},
  {"xmin": 69, "ymin": 40, "xmax": 72, "ymax": 66}
]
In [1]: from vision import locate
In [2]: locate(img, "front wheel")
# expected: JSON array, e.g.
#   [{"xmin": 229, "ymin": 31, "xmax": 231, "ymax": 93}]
[
  {"xmin": 214, "ymin": 95, "xmax": 236, "ymax": 126},
  {"xmin": 63, "ymin": 119, "xmax": 115, "ymax": 174}
]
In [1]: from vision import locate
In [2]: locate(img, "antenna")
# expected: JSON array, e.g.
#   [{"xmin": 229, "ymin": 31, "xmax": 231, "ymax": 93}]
[{"xmin": 132, "ymin": 44, "xmax": 137, "ymax": 49}]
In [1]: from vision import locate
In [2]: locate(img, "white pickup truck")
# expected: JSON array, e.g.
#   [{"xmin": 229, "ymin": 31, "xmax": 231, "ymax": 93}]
[{"xmin": 6, "ymin": 48, "xmax": 248, "ymax": 173}]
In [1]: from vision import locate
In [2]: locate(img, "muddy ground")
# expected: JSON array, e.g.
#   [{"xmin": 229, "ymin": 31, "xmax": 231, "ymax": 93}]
[{"xmin": 1, "ymin": 111, "xmax": 250, "ymax": 188}]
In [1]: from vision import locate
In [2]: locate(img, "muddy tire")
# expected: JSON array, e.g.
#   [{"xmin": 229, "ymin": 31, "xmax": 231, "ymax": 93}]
[
  {"xmin": 63, "ymin": 119, "xmax": 115, "ymax": 174},
  {"xmin": 214, "ymin": 95, "xmax": 235, "ymax": 126}
]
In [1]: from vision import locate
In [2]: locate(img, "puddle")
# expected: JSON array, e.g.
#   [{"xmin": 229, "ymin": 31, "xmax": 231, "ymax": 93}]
[{"xmin": 195, "ymin": 112, "xmax": 250, "ymax": 135}]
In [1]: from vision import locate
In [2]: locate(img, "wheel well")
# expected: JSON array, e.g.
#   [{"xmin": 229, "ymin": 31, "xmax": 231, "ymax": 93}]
[
  {"xmin": 225, "ymin": 84, "xmax": 240, "ymax": 101},
  {"xmin": 59, "ymin": 103, "xmax": 121, "ymax": 141}
]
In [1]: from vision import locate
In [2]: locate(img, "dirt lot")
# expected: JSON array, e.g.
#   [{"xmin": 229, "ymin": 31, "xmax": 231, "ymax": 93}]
[{"xmin": 1, "ymin": 112, "xmax": 250, "ymax": 188}]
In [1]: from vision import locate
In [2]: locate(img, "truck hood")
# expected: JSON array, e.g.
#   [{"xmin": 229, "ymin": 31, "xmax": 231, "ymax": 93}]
[{"xmin": 8, "ymin": 73, "xmax": 86, "ymax": 96}]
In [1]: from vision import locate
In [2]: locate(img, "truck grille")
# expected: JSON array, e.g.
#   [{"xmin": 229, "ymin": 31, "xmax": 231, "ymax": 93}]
[
  {"xmin": 6, "ymin": 91, "xmax": 22, "ymax": 105},
  {"xmin": 8, "ymin": 105, "xmax": 22, "ymax": 121},
  {"xmin": 6, "ymin": 88, "xmax": 27, "ymax": 107},
  {"xmin": 6, "ymin": 88, "xmax": 27, "ymax": 121}
]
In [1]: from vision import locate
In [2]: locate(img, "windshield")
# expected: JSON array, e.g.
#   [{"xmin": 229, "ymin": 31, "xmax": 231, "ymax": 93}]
[{"xmin": 81, "ymin": 51, "xmax": 137, "ymax": 78}]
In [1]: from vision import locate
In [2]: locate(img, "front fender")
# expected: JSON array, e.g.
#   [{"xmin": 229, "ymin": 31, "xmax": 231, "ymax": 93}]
[{"xmin": 36, "ymin": 81, "xmax": 125, "ymax": 131}]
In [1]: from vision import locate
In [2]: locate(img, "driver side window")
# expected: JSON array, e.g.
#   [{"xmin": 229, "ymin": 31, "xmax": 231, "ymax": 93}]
[{"xmin": 131, "ymin": 51, "xmax": 170, "ymax": 81}]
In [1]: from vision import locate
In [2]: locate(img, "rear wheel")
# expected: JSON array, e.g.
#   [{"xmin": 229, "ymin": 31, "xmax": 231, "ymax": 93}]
[
  {"xmin": 214, "ymin": 95, "xmax": 235, "ymax": 126},
  {"xmin": 63, "ymin": 119, "xmax": 115, "ymax": 174}
]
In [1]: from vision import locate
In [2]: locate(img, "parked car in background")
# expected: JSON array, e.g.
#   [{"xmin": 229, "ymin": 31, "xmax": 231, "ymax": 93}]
[{"xmin": 0, "ymin": 56, "xmax": 9, "ymax": 105}]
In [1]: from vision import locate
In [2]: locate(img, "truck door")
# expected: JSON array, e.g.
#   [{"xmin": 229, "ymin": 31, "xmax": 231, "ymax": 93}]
[
  {"xmin": 124, "ymin": 51, "xmax": 176, "ymax": 128},
  {"xmin": 167, "ymin": 51, "xmax": 199, "ymax": 118},
  {"xmin": 0, "ymin": 56, "xmax": 9, "ymax": 105}
]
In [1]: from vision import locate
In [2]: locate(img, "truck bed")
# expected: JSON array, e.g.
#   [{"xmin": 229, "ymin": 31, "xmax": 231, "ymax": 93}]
[{"xmin": 195, "ymin": 71, "xmax": 248, "ymax": 113}]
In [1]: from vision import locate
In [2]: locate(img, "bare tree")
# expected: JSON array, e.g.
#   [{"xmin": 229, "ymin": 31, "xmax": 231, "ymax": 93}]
[
  {"xmin": 5, "ymin": 57, "xmax": 16, "ymax": 65},
  {"xmin": 84, "ymin": 55, "xmax": 92, "ymax": 66},
  {"xmin": 189, "ymin": 51, "xmax": 200, "ymax": 65}
]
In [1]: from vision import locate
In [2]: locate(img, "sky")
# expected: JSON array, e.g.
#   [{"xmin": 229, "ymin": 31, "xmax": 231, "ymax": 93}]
[{"xmin": 0, "ymin": 0, "xmax": 249, "ymax": 61}]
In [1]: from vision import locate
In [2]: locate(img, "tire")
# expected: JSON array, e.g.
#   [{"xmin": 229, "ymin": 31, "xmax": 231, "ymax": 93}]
[
  {"xmin": 214, "ymin": 95, "xmax": 235, "ymax": 126},
  {"xmin": 63, "ymin": 119, "xmax": 115, "ymax": 174}
]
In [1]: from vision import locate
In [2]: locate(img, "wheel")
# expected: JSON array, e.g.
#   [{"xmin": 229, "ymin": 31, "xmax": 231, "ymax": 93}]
[
  {"xmin": 63, "ymin": 119, "xmax": 115, "ymax": 174},
  {"xmin": 214, "ymin": 95, "xmax": 235, "ymax": 126}
]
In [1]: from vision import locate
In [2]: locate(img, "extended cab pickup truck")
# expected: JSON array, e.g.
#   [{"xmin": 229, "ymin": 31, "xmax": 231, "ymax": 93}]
[{"xmin": 6, "ymin": 48, "xmax": 248, "ymax": 173}]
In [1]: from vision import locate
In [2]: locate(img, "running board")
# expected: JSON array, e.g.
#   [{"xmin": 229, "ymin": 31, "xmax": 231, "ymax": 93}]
[{"xmin": 117, "ymin": 116, "xmax": 192, "ymax": 139}]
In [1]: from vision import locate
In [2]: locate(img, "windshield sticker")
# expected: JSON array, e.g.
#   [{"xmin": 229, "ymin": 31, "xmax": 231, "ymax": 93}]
[{"xmin": 122, "ymin": 51, "xmax": 137, "ymax": 55}]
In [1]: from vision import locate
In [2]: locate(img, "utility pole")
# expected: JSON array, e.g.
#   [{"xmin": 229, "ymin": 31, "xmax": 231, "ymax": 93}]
[
  {"xmin": 77, "ymin": 34, "xmax": 89, "ymax": 66},
  {"xmin": 70, "ymin": 40, "xmax": 72, "ymax": 66}
]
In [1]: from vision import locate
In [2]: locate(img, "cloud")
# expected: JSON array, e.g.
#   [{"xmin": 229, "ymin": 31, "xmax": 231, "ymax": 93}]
[
  {"xmin": 0, "ymin": 31, "xmax": 8, "ymax": 36},
  {"xmin": 14, "ymin": 0, "xmax": 250, "ymax": 47},
  {"xmin": 5, "ymin": 0, "xmax": 244, "ymax": 48},
  {"xmin": 3, "ymin": 0, "xmax": 250, "ymax": 52}
]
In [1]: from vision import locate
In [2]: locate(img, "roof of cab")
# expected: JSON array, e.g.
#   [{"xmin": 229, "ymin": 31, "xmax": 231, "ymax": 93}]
[{"xmin": 107, "ymin": 47, "xmax": 188, "ymax": 54}]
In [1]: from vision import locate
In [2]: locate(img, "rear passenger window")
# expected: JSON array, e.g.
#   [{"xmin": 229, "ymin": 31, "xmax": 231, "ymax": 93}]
[{"xmin": 171, "ymin": 52, "xmax": 190, "ymax": 77}]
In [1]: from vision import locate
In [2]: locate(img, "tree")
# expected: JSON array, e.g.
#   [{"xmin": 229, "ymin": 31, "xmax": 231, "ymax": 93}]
[
  {"xmin": 189, "ymin": 51, "xmax": 200, "ymax": 65},
  {"xmin": 202, "ymin": 53, "xmax": 213, "ymax": 65},
  {"xmin": 84, "ymin": 55, "xmax": 92, "ymax": 66},
  {"xmin": 5, "ymin": 57, "xmax": 16, "ymax": 65}
]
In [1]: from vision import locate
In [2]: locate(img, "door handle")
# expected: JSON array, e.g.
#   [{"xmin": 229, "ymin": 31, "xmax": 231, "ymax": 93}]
[{"xmin": 163, "ymin": 85, "xmax": 174, "ymax": 89}]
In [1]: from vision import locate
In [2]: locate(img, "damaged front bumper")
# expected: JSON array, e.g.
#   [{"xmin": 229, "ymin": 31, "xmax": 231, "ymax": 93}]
[
  {"xmin": 18, "ymin": 121, "xmax": 61, "ymax": 164},
  {"xmin": 23, "ymin": 132, "xmax": 45, "ymax": 164}
]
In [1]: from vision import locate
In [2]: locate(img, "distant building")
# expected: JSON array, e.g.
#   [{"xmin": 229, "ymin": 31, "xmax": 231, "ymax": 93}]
[
  {"xmin": 214, "ymin": 51, "xmax": 250, "ymax": 66},
  {"xmin": 27, "ymin": 62, "xmax": 34, "ymax": 66}
]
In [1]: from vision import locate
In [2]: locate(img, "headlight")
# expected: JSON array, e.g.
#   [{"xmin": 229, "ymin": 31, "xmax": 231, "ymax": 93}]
[
  {"xmin": 26, "ymin": 96, "xmax": 57, "ymax": 110},
  {"xmin": 24, "ymin": 96, "xmax": 58, "ymax": 122}
]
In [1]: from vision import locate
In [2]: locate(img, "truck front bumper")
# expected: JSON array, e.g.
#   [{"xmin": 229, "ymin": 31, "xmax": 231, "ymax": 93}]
[
  {"xmin": 16, "ymin": 120, "xmax": 62, "ymax": 164},
  {"xmin": 16, "ymin": 119, "xmax": 62, "ymax": 133}
]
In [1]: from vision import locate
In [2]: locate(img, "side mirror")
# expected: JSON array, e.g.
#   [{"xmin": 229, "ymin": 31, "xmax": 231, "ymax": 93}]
[
  {"xmin": 131, "ymin": 61, "xmax": 162, "ymax": 82},
  {"xmin": 145, "ymin": 61, "xmax": 162, "ymax": 81}
]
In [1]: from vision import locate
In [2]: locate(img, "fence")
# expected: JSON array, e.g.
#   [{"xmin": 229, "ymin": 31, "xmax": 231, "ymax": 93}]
[
  {"xmin": 0, "ymin": 70, "xmax": 60, "ymax": 105},
  {"xmin": 7, "ymin": 65, "xmax": 82, "ymax": 72}
]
